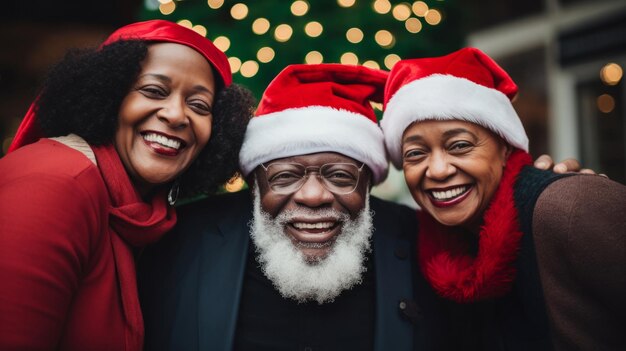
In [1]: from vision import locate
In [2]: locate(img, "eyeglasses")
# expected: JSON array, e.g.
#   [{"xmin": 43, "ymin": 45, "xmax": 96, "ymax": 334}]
[{"xmin": 260, "ymin": 162, "xmax": 365, "ymax": 195}]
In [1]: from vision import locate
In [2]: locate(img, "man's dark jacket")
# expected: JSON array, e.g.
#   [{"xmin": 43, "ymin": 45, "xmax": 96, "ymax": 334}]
[{"xmin": 138, "ymin": 190, "xmax": 451, "ymax": 351}]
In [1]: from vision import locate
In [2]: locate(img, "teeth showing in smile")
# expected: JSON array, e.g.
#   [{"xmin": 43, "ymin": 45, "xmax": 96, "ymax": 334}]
[
  {"xmin": 292, "ymin": 222, "xmax": 334, "ymax": 230},
  {"xmin": 143, "ymin": 132, "xmax": 182, "ymax": 150},
  {"xmin": 431, "ymin": 186, "xmax": 468, "ymax": 201}
]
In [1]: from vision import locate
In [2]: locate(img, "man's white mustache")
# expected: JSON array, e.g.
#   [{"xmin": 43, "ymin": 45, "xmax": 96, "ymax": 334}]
[{"xmin": 274, "ymin": 208, "xmax": 350, "ymax": 225}]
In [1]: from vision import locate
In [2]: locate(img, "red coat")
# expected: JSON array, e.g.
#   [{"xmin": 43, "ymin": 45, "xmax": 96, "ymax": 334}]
[{"xmin": 0, "ymin": 139, "xmax": 143, "ymax": 350}]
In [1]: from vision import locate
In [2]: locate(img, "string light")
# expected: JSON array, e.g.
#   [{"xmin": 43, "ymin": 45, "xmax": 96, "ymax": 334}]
[
  {"xmin": 291, "ymin": 1, "xmax": 309, "ymax": 16},
  {"xmin": 228, "ymin": 57, "xmax": 242, "ymax": 73},
  {"xmin": 405, "ymin": 17, "xmax": 422, "ymax": 33},
  {"xmin": 304, "ymin": 21, "xmax": 323, "ymax": 37},
  {"xmin": 252, "ymin": 18, "xmax": 271, "ymax": 35},
  {"xmin": 384, "ymin": 53, "xmax": 401, "ymax": 69},
  {"xmin": 305, "ymin": 51, "xmax": 323, "ymax": 64},
  {"xmin": 240, "ymin": 60, "xmax": 260, "ymax": 77},
  {"xmin": 340, "ymin": 52, "xmax": 359, "ymax": 65},
  {"xmin": 213, "ymin": 36, "xmax": 231, "ymax": 52},
  {"xmin": 412, "ymin": 1, "xmax": 428, "ymax": 17},
  {"xmin": 207, "ymin": 0, "xmax": 224, "ymax": 9},
  {"xmin": 601, "ymin": 63, "xmax": 623, "ymax": 86},
  {"xmin": 148, "ymin": 0, "xmax": 453, "ymax": 99},
  {"xmin": 257, "ymin": 47, "xmax": 276, "ymax": 63},
  {"xmin": 192, "ymin": 25, "xmax": 207, "ymax": 37},
  {"xmin": 373, "ymin": 0, "xmax": 392, "ymax": 14},
  {"xmin": 375, "ymin": 30, "xmax": 394, "ymax": 48},
  {"xmin": 274, "ymin": 24, "xmax": 294, "ymax": 42},
  {"xmin": 231, "ymin": 3, "xmax": 248, "ymax": 20},
  {"xmin": 346, "ymin": 28, "xmax": 364, "ymax": 43},
  {"xmin": 337, "ymin": 0, "xmax": 356, "ymax": 8},
  {"xmin": 425, "ymin": 9, "xmax": 442, "ymax": 25},
  {"xmin": 392, "ymin": 3, "xmax": 411, "ymax": 21},
  {"xmin": 159, "ymin": 1, "xmax": 176, "ymax": 15}
]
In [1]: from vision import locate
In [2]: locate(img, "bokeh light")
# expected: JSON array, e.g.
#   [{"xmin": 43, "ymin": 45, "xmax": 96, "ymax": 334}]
[
  {"xmin": 291, "ymin": 1, "xmax": 309, "ymax": 16},
  {"xmin": 207, "ymin": 0, "xmax": 224, "ymax": 10},
  {"xmin": 228, "ymin": 57, "xmax": 242, "ymax": 73},
  {"xmin": 338, "ymin": 0, "xmax": 356, "ymax": 8},
  {"xmin": 274, "ymin": 24, "xmax": 294, "ymax": 42},
  {"xmin": 412, "ymin": 1, "xmax": 428, "ymax": 17},
  {"xmin": 384, "ymin": 53, "xmax": 401, "ymax": 69},
  {"xmin": 425, "ymin": 9, "xmax": 442, "ymax": 25},
  {"xmin": 224, "ymin": 175, "xmax": 245, "ymax": 192},
  {"xmin": 192, "ymin": 25, "xmax": 207, "ymax": 37},
  {"xmin": 305, "ymin": 21, "xmax": 323, "ymax": 37},
  {"xmin": 231, "ymin": 3, "xmax": 249, "ymax": 20},
  {"xmin": 371, "ymin": 101, "xmax": 383, "ymax": 111},
  {"xmin": 252, "ymin": 18, "xmax": 271, "ymax": 35},
  {"xmin": 340, "ymin": 52, "xmax": 359, "ymax": 65},
  {"xmin": 346, "ymin": 28, "xmax": 364, "ymax": 43},
  {"xmin": 305, "ymin": 51, "xmax": 324, "ymax": 64},
  {"xmin": 597, "ymin": 94, "xmax": 615, "ymax": 113},
  {"xmin": 375, "ymin": 30, "xmax": 394, "ymax": 48},
  {"xmin": 373, "ymin": 0, "xmax": 392, "ymax": 14},
  {"xmin": 392, "ymin": 4, "xmax": 412, "ymax": 21},
  {"xmin": 240, "ymin": 60, "xmax": 260, "ymax": 77},
  {"xmin": 405, "ymin": 17, "xmax": 422, "ymax": 33},
  {"xmin": 600, "ymin": 63, "xmax": 623, "ymax": 86},
  {"xmin": 177, "ymin": 19, "xmax": 192, "ymax": 28},
  {"xmin": 159, "ymin": 1, "xmax": 176, "ymax": 15},
  {"xmin": 363, "ymin": 60, "xmax": 381, "ymax": 69},
  {"xmin": 257, "ymin": 47, "xmax": 276, "ymax": 63},
  {"xmin": 213, "ymin": 36, "xmax": 231, "ymax": 52}
]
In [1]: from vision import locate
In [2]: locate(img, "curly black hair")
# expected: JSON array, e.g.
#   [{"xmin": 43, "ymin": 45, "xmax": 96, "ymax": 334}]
[
  {"xmin": 179, "ymin": 82, "xmax": 254, "ymax": 197},
  {"xmin": 35, "ymin": 39, "xmax": 255, "ymax": 198}
]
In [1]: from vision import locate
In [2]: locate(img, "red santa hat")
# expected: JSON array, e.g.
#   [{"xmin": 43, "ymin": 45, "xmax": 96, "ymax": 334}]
[
  {"xmin": 381, "ymin": 47, "xmax": 529, "ymax": 169},
  {"xmin": 8, "ymin": 19, "xmax": 231, "ymax": 153},
  {"xmin": 239, "ymin": 63, "xmax": 390, "ymax": 184}
]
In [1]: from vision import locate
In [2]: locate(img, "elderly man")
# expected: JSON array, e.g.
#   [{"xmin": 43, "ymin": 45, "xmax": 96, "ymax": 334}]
[
  {"xmin": 138, "ymin": 63, "xmax": 582, "ymax": 351},
  {"xmin": 139, "ymin": 63, "xmax": 451, "ymax": 351}
]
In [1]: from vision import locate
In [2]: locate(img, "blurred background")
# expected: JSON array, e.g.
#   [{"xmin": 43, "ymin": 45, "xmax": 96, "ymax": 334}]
[{"xmin": 1, "ymin": 0, "xmax": 625, "ymax": 206}]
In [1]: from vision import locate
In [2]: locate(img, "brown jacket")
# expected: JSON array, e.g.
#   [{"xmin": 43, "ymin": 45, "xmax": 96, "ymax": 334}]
[{"xmin": 534, "ymin": 175, "xmax": 626, "ymax": 350}]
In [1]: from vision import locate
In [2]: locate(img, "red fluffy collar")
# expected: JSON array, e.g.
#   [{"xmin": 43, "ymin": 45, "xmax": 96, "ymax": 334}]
[{"xmin": 417, "ymin": 149, "xmax": 533, "ymax": 303}]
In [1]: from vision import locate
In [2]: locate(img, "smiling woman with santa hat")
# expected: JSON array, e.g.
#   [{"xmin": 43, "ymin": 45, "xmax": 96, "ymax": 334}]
[
  {"xmin": 381, "ymin": 47, "xmax": 626, "ymax": 350},
  {"xmin": 0, "ymin": 20, "xmax": 254, "ymax": 350}
]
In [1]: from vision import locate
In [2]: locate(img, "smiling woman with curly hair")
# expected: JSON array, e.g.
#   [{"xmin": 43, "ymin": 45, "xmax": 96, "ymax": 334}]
[
  {"xmin": 0, "ymin": 20, "xmax": 254, "ymax": 351},
  {"xmin": 34, "ymin": 38, "xmax": 254, "ymax": 198}
]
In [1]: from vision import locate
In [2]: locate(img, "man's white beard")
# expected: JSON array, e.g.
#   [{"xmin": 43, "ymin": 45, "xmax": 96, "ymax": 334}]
[{"xmin": 250, "ymin": 186, "xmax": 373, "ymax": 304}]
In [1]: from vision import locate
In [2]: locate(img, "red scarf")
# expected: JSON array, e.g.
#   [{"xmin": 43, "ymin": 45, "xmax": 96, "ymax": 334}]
[
  {"xmin": 91, "ymin": 144, "xmax": 177, "ymax": 246},
  {"xmin": 417, "ymin": 149, "xmax": 532, "ymax": 303},
  {"xmin": 91, "ymin": 143, "xmax": 177, "ymax": 350}
]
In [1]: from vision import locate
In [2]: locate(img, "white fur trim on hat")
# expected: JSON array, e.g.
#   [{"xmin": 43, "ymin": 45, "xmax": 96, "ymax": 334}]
[
  {"xmin": 239, "ymin": 106, "xmax": 389, "ymax": 184},
  {"xmin": 381, "ymin": 74, "xmax": 529, "ymax": 169}
]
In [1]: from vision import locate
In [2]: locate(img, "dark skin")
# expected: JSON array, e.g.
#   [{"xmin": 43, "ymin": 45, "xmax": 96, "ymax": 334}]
[
  {"xmin": 534, "ymin": 155, "xmax": 595, "ymax": 174},
  {"xmin": 253, "ymin": 152, "xmax": 371, "ymax": 260},
  {"xmin": 251, "ymin": 151, "xmax": 591, "ymax": 261},
  {"xmin": 253, "ymin": 153, "xmax": 590, "ymax": 220}
]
